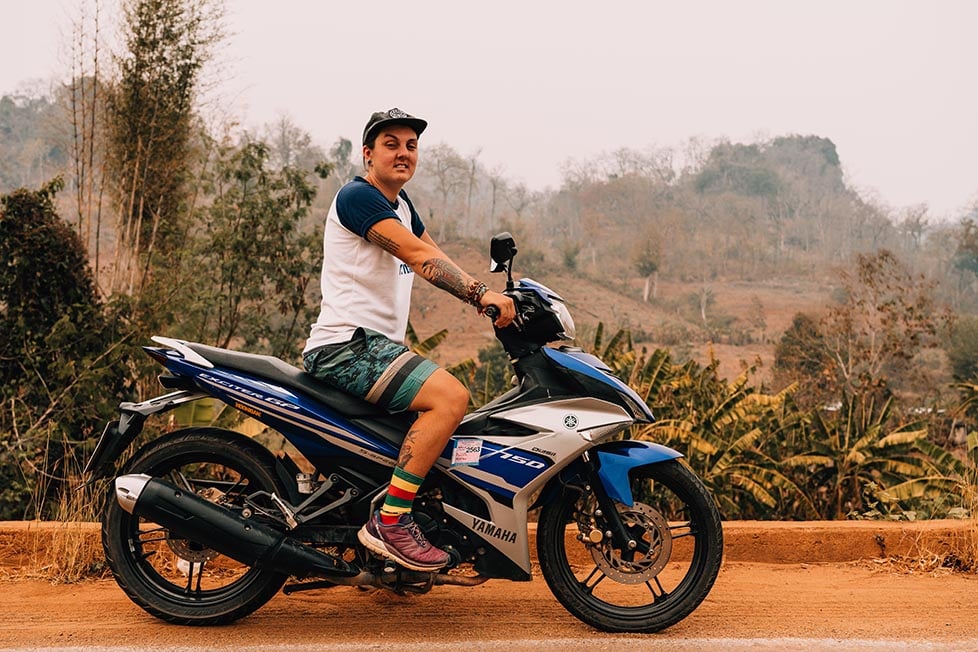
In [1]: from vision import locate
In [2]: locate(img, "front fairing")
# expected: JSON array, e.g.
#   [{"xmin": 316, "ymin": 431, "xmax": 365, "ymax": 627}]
[{"xmin": 542, "ymin": 347, "xmax": 655, "ymax": 423}]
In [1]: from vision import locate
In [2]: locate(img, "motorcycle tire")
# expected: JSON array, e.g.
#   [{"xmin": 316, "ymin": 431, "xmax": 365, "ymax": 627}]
[
  {"xmin": 102, "ymin": 427, "xmax": 290, "ymax": 625},
  {"xmin": 536, "ymin": 458, "xmax": 723, "ymax": 633}
]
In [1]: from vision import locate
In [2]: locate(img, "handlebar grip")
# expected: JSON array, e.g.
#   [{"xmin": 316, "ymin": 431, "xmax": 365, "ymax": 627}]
[{"xmin": 484, "ymin": 305, "xmax": 500, "ymax": 320}]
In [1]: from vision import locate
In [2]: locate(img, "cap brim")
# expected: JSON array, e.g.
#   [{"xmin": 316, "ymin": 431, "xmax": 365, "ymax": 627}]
[{"xmin": 364, "ymin": 118, "xmax": 428, "ymax": 145}]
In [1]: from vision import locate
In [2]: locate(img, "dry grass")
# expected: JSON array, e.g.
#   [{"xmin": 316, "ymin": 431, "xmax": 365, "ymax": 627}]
[
  {"xmin": 1, "ymin": 476, "xmax": 109, "ymax": 583},
  {"xmin": 860, "ymin": 518, "xmax": 978, "ymax": 576},
  {"xmin": 0, "ymin": 521, "xmax": 105, "ymax": 583}
]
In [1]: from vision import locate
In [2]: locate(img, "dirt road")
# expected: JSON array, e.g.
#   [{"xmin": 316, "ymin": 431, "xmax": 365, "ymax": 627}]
[
  {"xmin": 1, "ymin": 561, "xmax": 976, "ymax": 651},
  {"xmin": 2, "ymin": 521, "xmax": 976, "ymax": 650}
]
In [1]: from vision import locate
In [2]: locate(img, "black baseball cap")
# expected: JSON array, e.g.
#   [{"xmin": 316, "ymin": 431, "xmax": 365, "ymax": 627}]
[{"xmin": 362, "ymin": 108, "xmax": 427, "ymax": 146}]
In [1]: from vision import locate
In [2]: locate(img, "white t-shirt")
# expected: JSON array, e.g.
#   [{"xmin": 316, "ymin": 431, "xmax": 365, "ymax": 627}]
[{"xmin": 303, "ymin": 177, "xmax": 426, "ymax": 352}]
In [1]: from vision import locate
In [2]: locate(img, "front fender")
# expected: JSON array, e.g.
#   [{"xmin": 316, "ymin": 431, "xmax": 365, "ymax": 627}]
[{"xmin": 595, "ymin": 440, "xmax": 683, "ymax": 506}]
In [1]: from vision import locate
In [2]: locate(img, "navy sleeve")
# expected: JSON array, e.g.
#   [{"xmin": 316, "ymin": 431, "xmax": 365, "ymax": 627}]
[
  {"xmin": 399, "ymin": 190, "xmax": 426, "ymax": 237},
  {"xmin": 335, "ymin": 181, "xmax": 400, "ymax": 238}
]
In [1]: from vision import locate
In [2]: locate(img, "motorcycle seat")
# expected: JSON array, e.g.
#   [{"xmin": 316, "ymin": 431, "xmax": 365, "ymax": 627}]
[{"xmin": 184, "ymin": 342, "xmax": 407, "ymax": 422}]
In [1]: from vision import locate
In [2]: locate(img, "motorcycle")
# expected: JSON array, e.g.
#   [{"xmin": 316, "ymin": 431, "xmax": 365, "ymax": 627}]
[{"xmin": 84, "ymin": 232, "xmax": 722, "ymax": 633}]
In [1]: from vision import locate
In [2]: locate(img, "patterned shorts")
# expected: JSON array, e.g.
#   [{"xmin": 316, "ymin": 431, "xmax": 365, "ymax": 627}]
[{"xmin": 303, "ymin": 327, "xmax": 439, "ymax": 413}]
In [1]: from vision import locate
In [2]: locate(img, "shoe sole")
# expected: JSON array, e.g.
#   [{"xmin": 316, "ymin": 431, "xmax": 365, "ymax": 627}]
[{"xmin": 357, "ymin": 525, "xmax": 447, "ymax": 573}]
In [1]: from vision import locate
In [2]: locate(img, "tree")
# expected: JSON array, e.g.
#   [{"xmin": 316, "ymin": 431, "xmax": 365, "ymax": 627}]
[
  {"xmin": 178, "ymin": 140, "xmax": 320, "ymax": 360},
  {"xmin": 65, "ymin": 0, "xmax": 108, "ymax": 279},
  {"xmin": 259, "ymin": 114, "xmax": 326, "ymax": 172},
  {"xmin": 633, "ymin": 233, "xmax": 661, "ymax": 302},
  {"xmin": 774, "ymin": 312, "xmax": 834, "ymax": 407},
  {"xmin": 944, "ymin": 315, "xmax": 978, "ymax": 381},
  {"xmin": 0, "ymin": 92, "xmax": 67, "ymax": 195},
  {"xmin": 0, "ymin": 179, "xmax": 100, "ymax": 393},
  {"xmin": 0, "ymin": 180, "xmax": 127, "ymax": 518},
  {"xmin": 327, "ymin": 137, "xmax": 356, "ymax": 184},
  {"xmin": 104, "ymin": 0, "xmax": 222, "ymax": 296},
  {"xmin": 420, "ymin": 144, "xmax": 467, "ymax": 240},
  {"xmin": 782, "ymin": 394, "xmax": 932, "ymax": 519},
  {"xmin": 819, "ymin": 250, "xmax": 950, "ymax": 397},
  {"xmin": 953, "ymin": 216, "xmax": 978, "ymax": 277}
]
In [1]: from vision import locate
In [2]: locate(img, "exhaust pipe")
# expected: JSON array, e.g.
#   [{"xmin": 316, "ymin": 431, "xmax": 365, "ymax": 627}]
[{"xmin": 114, "ymin": 474, "xmax": 357, "ymax": 579}]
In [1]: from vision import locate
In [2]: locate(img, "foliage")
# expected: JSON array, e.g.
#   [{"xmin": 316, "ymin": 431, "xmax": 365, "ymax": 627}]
[
  {"xmin": 851, "ymin": 394, "xmax": 978, "ymax": 522},
  {"xmin": 563, "ymin": 322, "xmax": 955, "ymax": 521},
  {"xmin": 177, "ymin": 140, "xmax": 321, "ymax": 360},
  {"xmin": 5, "ymin": 14, "xmax": 978, "ymax": 528},
  {"xmin": 944, "ymin": 315, "xmax": 978, "ymax": 381},
  {"xmin": 467, "ymin": 342, "xmax": 513, "ymax": 407},
  {"xmin": 633, "ymin": 231, "xmax": 660, "ymax": 302},
  {"xmin": 632, "ymin": 349, "xmax": 813, "ymax": 519},
  {"xmin": 104, "ymin": 0, "xmax": 221, "ymax": 295},
  {"xmin": 820, "ymin": 250, "xmax": 951, "ymax": 396},
  {"xmin": 782, "ymin": 394, "xmax": 931, "ymax": 519},
  {"xmin": 0, "ymin": 180, "xmax": 129, "ymax": 519},
  {"xmin": 776, "ymin": 251, "xmax": 952, "ymax": 408},
  {"xmin": 952, "ymin": 217, "xmax": 978, "ymax": 278},
  {"xmin": 0, "ymin": 92, "xmax": 66, "ymax": 195},
  {"xmin": 773, "ymin": 312, "xmax": 834, "ymax": 408}
]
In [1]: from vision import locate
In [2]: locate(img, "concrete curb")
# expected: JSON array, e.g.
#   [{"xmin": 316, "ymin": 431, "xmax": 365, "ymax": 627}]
[
  {"xmin": 713, "ymin": 519, "xmax": 973, "ymax": 563},
  {"xmin": 1, "ymin": 519, "xmax": 973, "ymax": 566}
]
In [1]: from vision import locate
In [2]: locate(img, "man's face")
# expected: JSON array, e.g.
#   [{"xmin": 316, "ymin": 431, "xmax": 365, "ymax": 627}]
[{"xmin": 364, "ymin": 125, "xmax": 419, "ymax": 184}]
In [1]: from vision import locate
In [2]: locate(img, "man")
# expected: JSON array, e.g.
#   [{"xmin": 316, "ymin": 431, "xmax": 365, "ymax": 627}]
[{"xmin": 303, "ymin": 108, "xmax": 516, "ymax": 571}]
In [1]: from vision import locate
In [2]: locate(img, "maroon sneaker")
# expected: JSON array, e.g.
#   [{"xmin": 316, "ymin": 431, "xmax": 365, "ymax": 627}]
[{"xmin": 357, "ymin": 511, "xmax": 450, "ymax": 572}]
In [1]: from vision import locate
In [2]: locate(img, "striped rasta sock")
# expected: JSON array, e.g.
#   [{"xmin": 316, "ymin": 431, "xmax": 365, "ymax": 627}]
[{"xmin": 380, "ymin": 466, "xmax": 424, "ymax": 525}]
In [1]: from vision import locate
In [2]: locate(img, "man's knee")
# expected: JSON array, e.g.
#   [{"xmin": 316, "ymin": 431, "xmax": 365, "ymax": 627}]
[
  {"xmin": 443, "ymin": 378, "xmax": 470, "ymax": 419},
  {"xmin": 432, "ymin": 372, "xmax": 469, "ymax": 419},
  {"xmin": 414, "ymin": 370, "xmax": 469, "ymax": 419}
]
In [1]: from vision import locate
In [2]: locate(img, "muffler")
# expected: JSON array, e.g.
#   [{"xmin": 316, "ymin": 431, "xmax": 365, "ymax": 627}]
[{"xmin": 114, "ymin": 474, "xmax": 357, "ymax": 578}]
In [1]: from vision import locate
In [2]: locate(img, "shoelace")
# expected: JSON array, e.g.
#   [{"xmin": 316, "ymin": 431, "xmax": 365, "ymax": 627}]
[{"xmin": 402, "ymin": 519, "xmax": 430, "ymax": 549}]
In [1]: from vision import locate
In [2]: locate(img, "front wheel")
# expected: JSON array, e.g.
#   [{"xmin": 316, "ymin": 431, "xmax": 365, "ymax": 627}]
[
  {"xmin": 537, "ymin": 459, "xmax": 722, "ymax": 633},
  {"xmin": 101, "ymin": 428, "xmax": 290, "ymax": 625}
]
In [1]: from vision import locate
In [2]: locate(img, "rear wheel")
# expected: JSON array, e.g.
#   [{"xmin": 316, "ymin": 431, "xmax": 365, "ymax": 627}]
[
  {"xmin": 102, "ymin": 428, "xmax": 289, "ymax": 625},
  {"xmin": 537, "ymin": 459, "xmax": 723, "ymax": 633}
]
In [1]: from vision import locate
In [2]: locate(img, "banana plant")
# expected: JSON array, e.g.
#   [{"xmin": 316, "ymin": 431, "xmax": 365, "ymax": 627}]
[
  {"xmin": 782, "ymin": 392, "xmax": 932, "ymax": 519},
  {"xmin": 632, "ymin": 349, "xmax": 815, "ymax": 518},
  {"xmin": 405, "ymin": 321, "xmax": 449, "ymax": 356}
]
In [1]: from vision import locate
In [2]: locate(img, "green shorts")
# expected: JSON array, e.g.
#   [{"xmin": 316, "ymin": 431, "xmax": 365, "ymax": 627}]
[{"xmin": 303, "ymin": 328, "xmax": 439, "ymax": 413}]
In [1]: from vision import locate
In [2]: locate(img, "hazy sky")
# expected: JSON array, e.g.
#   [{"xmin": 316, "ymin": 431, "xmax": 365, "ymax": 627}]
[{"xmin": 3, "ymin": 1, "xmax": 976, "ymax": 218}]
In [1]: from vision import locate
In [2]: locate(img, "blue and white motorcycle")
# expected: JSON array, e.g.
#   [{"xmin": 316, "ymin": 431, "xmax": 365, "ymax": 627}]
[{"xmin": 86, "ymin": 233, "xmax": 722, "ymax": 633}]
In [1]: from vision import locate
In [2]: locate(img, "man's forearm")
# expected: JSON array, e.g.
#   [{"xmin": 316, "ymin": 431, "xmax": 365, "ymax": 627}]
[
  {"xmin": 364, "ymin": 226, "xmax": 487, "ymax": 306},
  {"xmin": 420, "ymin": 258, "xmax": 487, "ymax": 306}
]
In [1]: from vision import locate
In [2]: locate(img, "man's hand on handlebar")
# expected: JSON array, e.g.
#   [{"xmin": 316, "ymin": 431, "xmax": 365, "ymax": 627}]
[{"xmin": 480, "ymin": 290, "xmax": 516, "ymax": 328}]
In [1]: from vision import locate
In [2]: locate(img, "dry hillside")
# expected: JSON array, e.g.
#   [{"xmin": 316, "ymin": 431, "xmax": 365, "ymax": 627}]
[{"xmin": 409, "ymin": 241, "xmax": 832, "ymax": 386}]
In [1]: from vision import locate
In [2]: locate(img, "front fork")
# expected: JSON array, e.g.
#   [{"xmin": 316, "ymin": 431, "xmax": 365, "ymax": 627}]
[{"xmin": 581, "ymin": 451, "xmax": 637, "ymax": 554}]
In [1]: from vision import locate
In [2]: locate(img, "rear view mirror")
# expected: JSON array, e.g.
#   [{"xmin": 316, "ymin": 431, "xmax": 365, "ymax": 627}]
[{"xmin": 490, "ymin": 232, "xmax": 517, "ymax": 273}]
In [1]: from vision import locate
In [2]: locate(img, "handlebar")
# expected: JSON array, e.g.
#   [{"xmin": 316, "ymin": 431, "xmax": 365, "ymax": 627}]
[{"xmin": 483, "ymin": 305, "xmax": 500, "ymax": 320}]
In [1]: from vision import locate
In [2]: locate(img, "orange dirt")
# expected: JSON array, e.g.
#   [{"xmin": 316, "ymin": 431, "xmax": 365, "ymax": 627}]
[{"xmin": 1, "ymin": 520, "xmax": 977, "ymax": 649}]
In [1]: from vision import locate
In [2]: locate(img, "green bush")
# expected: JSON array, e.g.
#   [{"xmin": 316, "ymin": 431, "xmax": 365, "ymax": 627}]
[{"xmin": 0, "ymin": 180, "xmax": 128, "ymax": 519}]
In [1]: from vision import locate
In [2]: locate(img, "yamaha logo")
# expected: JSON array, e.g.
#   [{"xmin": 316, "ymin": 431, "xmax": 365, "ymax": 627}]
[{"xmin": 563, "ymin": 415, "xmax": 579, "ymax": 429}]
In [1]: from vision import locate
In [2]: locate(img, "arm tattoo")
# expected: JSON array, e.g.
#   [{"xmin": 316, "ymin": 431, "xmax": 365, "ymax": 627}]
[
  {"xmin": 366, "ymin": 228, "xmax": 400, "ymax": 255},
  {"xmin": 421, "ymin": 258, "xmax": 470, "ymax": 300}
]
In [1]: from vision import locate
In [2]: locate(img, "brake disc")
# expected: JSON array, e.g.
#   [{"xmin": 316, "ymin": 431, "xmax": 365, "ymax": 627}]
[
  {"xmin": 588, "ymin": 503, "xmax": 673, "ymax": 584},
  {"xmin": 166, "ymin": 537, "xmax": 221, "ymax": 563}
]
